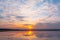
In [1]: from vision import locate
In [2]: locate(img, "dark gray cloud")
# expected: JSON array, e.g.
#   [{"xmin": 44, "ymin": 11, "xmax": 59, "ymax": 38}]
[
  {"xmin": 35, "ymin": 22, "xmax": 60, "ymax": 29},
  {"xmin": 16, "ymin": 16, "xmax": 25, "ymax": 18},
  {"xmin": 0, "ymin": 15, "xmax": 4, "ymax": 18}
]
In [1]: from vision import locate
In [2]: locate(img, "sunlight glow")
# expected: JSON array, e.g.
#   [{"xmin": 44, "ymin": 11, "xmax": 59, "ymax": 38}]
[
  {"xmin": 25, "ymin": 25, "xmax": 33, "ymax": 29},
  {"xmin": 26, "ymin": 31, "xmax": 33, "ymax": 35}
]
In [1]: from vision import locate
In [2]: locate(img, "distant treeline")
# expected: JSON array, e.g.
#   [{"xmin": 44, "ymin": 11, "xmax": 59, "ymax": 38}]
[{"xmin": 0, "ymin": 29, "xmax": 60, "ymax": 31}]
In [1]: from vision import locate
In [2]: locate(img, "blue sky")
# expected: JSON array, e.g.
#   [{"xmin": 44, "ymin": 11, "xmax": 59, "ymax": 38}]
[{"xmin": 0, "ymin": 0, "xmax": 60, "ymax": 29}]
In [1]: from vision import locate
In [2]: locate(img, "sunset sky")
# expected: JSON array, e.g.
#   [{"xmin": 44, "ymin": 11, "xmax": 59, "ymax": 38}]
[{"xmin": 0, "ymin": 0, "xmax": 60, "ymax": 29}]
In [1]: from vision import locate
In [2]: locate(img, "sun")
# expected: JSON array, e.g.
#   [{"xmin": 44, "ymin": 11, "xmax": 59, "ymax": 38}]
[{"xmin": 26, "ymin": 25, "xmax": 33, "ymax": 29}]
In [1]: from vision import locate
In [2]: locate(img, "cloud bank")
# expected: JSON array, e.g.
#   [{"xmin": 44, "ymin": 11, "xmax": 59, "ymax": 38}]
[{"xmin": 0, "ymin": 0, "xmax": 60, "ymax": 29}]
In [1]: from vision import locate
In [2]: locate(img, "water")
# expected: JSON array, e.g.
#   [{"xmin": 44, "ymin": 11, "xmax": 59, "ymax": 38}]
[{"xmin": 0, "ymin": 31, "xmax": 60, "ymax": 40}]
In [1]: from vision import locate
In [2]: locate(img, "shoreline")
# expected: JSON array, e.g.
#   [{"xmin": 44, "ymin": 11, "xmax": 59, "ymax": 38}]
[{"xmin": 0, "ymin": 29, "xmax": 60, "ymax": 31}]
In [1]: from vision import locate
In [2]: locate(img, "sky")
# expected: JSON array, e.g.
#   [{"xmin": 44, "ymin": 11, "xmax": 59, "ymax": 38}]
[{"xmin": 0, "ymin": 0, "xmax": 60, "ymax": 29}]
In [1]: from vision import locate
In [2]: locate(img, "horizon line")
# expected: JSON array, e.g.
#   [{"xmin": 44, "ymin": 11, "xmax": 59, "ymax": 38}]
[{"xmin": 0, "ymin": 29, "xmax": 60, "ymax": 31}]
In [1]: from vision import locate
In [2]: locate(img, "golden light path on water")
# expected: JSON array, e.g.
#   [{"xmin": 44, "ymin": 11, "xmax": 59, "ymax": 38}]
[
  {"xmin": 12, "ymin": 31, "xmax": 37, "ymax": 40},
  {"xmin": 11, "ymin": 24, "xmax": 37, "ymax": 40}
]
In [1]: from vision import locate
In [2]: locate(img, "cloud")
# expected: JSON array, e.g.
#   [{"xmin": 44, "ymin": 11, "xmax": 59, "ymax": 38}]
[
  {"xmin": 0, "ymin": 0, "xmax": 60, "ymax": 28},
  {"xmin": 35, "ymin": 22, "xmax": 60, "ymax": 29},
  {"xmin": 0, "ymin": 15, "xmax": 4, "ymax": 19}
]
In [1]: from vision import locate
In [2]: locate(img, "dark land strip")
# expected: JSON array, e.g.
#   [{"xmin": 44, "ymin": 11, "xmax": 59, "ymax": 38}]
[{"xmin": 0, "ymin": 29, "xmax": 60, "ymax": 32}]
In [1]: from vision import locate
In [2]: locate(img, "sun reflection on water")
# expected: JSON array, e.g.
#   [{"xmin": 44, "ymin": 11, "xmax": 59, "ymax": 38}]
[
  {"xmin": 12, "ymin": 25, "xmax": 37, "ymax": 40},
  {"xmin": 13, "ymin": 31, "xmax": 37, "ymax": 40}
]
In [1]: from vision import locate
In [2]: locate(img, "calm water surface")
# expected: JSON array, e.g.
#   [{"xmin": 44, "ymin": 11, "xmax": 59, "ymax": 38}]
[{"xmin": 0, "ymin": 31, "xmax": 60, "ymax": 40}]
